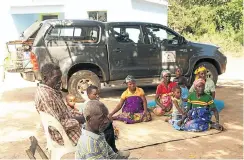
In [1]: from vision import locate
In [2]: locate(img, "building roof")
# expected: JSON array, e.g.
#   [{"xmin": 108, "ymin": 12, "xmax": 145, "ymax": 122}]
[{"xmin": 142, "ymin": 0, "xmax": 168, "ymax": 6}]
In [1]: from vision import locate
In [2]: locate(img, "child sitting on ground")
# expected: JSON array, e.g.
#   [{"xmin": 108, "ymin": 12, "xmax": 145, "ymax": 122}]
[
  {"xmin": 178, "ymin": 76, "xmax": 189, "ymax": 111},
  {"xmin": 169, "ymin": 86, "xmax": 186, "ymax": 129}
]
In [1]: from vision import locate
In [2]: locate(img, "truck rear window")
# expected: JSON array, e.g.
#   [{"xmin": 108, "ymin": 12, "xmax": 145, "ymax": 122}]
[{"xmin": 45, "ymin": 26, "xmax": 99, "ymax": 43}]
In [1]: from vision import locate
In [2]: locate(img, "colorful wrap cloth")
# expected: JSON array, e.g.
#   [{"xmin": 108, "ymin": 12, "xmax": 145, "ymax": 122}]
[
  {"xmin": 194, "ymin": 78, "xmax": 206, "ymax": 88},
  {"xmin": 114, "ymin": 96, "xmax": 152, "ymax": 124},
  {"xmin": 182, "ymin": 107, "xmax": 211, "ymax": 132}
]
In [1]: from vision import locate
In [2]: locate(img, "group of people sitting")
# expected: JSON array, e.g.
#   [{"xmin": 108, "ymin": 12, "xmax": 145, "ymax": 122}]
[
  {"xmin": 35, "ymin": 63, "xmax": 224, "ymax": 159},
  {"xmin": 105, "ymin": 67, "xmax": 224, "ymax": 132},
  {"xmin": 149, "ymin": 67, "xmax": 224, "ymax": 131}
]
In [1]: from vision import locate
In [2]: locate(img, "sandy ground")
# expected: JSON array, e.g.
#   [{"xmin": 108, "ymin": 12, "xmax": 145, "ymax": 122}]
[{"xmin": 0, "ymin": 57, "xmax": 243, "ymax": 159}]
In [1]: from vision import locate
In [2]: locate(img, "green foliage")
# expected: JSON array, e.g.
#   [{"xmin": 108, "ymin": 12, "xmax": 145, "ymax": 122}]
[
  {"xmin": 215, "ymin": 0, "xmax": 243, "ymax": 31},
  {"xmin": 176, "ymin": 0, "xmax": 231, "ymax": 7},
  {"xmin": 168, "ymin": 0, "xmax": 243, "ymax": 57}
]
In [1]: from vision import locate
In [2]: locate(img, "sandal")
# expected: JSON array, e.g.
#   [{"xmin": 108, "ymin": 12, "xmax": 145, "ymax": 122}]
[
  {"xmin": 211, "ymin": 123, "xmax": 225, "ymax": 131},
  {"xmin": 218, "ymin": 125, "xmax": 225, "ymax": 131}
]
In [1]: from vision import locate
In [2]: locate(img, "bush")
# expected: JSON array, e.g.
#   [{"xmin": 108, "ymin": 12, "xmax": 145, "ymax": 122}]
[{"xmin": 169, "ymin": 0, "xmax": 243, "ymax": 57}]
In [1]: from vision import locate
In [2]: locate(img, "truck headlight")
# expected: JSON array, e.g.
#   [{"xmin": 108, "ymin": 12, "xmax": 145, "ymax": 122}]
[{"xmin": 217, "ymin": 47, "xmax": 224, "ymax": 54}]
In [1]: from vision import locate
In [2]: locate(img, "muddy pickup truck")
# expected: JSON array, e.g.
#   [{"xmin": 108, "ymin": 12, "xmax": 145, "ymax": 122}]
[{"xmin": 4, "ymin": 19, "xmax": 227, "ymax": 100}]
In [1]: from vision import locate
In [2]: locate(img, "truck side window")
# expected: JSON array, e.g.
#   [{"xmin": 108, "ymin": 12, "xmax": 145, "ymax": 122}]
[
  {"xmin": 45, "ymin": 26, "xmax": 99, "ymax": 43},
  {"xmin": 112, "ymin": 26, "xmax": 142, "ymax": 43},
  {"xmin": 144, "ymin": 26, "xmax": 178, "ymax": 45},
  {"xmin": 60, "ymin": 27, "xmax": 74, "ymax": 41}
]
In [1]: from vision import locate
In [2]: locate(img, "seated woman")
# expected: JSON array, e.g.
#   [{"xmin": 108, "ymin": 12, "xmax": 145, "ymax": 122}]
[
  {"xmin": 178, "ymin": 78, "xmax": 224, "ymax": 132},
  {"xmin": 108, "ymin": 75, "xmax": 152, "ymax": 124},
  {"xmin": 173, "ymin": 68, "xmax": 188, "ymax": 86},
  {"xmin": 189, "ymin": 66, "xmax": 224, "ymax": 113},
  {"xmin": 154, "ymin": 70, "xmax": 177, "ymax": 115}
]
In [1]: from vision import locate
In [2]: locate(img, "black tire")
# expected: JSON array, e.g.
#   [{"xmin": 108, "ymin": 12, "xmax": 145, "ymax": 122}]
[
  {"xmin": 192, "ymin": 62, "xmax": 218, "ymax": 85},
  {"xmin": 68, "ymin": 70, "xmax": 101, "ymax": 102}
]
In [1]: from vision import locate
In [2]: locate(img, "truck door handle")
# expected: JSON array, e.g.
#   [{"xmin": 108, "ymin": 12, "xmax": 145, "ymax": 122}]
[
  {"xmin": 150, "ymin": 47, "xmax": 156, "ymax": 51},
  {"xmin": 113, "ymin": 48, "xmax": 122, "ymax": 53},
  {"xmin": 179, "ymin": 49, "xmax": 187, "ymax": 52}
]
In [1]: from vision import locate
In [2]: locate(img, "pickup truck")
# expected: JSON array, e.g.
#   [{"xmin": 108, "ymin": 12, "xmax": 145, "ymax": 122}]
[{"xmin": 4, "ymin": 19, "xmax": 227, "ymax": 101}]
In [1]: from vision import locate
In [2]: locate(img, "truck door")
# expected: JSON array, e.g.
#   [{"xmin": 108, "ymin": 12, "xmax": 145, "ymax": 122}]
[
  {"xmin": 141, "ymin": 25, "xmax": 162, "ymax": 77},
  {"xmin": 107, "ymin": 24, "xmax": 149, "ymax": 80},
  {"xmin": 144, "ymin": 25, "xmax": 190, "ymax": 76}
]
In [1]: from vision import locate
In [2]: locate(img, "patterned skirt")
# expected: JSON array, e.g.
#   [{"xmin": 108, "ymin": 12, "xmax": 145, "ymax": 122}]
[
  {"xmin": 114, "ymin": 96, "xmax": 152, "ymax": 124},
  {"xmin": 182, "ymin": 107, "xmax": 211, "ymax": 132}
]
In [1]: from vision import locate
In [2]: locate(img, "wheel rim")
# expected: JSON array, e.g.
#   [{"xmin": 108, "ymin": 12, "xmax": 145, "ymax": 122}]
[
  {"xmin": 206, "ymin": 69, "xmax": 213, "ymax": 80},
  {"xmin": 76, "ymin": 79, "xmax": 93, "ymax": 96}
]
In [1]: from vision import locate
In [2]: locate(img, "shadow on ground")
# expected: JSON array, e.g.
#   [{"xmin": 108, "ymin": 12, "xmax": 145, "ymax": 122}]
[{"xmin": 0, "ymin": 87, "xmax": 36, "ymax": 103}]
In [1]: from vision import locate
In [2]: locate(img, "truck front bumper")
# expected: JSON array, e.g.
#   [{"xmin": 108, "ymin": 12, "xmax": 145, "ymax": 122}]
[
  {"xmin": 220, "ymin": 56, "xmax": 227, "ymax": 74},
  {"xmin": 20, "ymin": 70, "xmax": 41, "ymax": 82}
]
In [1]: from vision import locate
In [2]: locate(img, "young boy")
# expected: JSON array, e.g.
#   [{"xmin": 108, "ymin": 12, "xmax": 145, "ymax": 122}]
[
  {"xmin": 170, "ymin": 86, "xmax": 185, "ymax": 130},
  {"xmin": 173, "ymin": 68, "xmax": 188, "ymax": 86},
  {"xmin": 178, "ymin": 76, "xmax": 189, "ymax": 111}
]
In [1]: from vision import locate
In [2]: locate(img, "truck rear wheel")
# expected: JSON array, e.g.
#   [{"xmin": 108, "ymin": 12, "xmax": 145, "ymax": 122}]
[
  {"xmin": 192, "ymin": 62, "xmax": 218, "ymax": 85},
  {"xmin": 68, "ymin": 70, "xmax": 101, "ymax": 102}
]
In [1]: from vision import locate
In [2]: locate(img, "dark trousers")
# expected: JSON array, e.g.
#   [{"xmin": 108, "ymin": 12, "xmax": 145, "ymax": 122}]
[
  {"xmin": 103, "ymin": 122, "xmax": 118, "ymax": 152},
  {"xmin": 74, "ymin": 116, "xmax": 86, "ymax": 124}
]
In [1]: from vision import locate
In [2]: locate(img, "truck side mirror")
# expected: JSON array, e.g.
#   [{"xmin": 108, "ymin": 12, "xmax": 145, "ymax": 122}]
[
  {"xmin": 179, "ymin": 36, "xmax": 186, "ymax": 44},
  {"xmin": 121, "ymin": 32, "xmax": 129, "ymax": 39}
]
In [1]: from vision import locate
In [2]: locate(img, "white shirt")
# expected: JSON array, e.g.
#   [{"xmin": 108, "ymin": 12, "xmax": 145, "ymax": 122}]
[
  {"xmin": 75, "ymin": 91, "xmax": 90, "ymax": 113},
  {"xmin": 75, "ymin": 100, "xmax": 89, "ymax": 114}
]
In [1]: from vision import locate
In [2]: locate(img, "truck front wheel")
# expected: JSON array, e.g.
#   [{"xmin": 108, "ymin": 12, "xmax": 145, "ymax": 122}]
[{"xmin": 68, "ymin": 70, "xmax": 101, "ymax": 102}]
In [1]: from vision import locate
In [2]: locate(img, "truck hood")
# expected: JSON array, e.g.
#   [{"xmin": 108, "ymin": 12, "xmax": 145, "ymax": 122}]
[
  {"xmin": 20, "ymin": 21, "xmax": 42, "ymax": 41},
  {"xmin": 186, "ymin": 41, "xmax": 228, "ymax": 62},
  {"xmin": 188, "ymin": 41, "xmax": 219, "ymax": 49}
]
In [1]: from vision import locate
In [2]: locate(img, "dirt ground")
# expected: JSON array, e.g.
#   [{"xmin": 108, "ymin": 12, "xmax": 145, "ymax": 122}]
[{"xmin": 0, "ymin": 56, "xmax": 243, "ymax": 159}]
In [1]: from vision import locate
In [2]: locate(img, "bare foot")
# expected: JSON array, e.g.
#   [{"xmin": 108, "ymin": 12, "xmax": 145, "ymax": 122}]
[
  {"xmin": 124, "ymin": 121, "xmax": 128, "ymax": 124},
  {"xmin": 177, "ymin": 120, "xmax": 183, "ymax": 126},
  {"xmin": 210, "ymin": 123, "xmax": 225, "ymax": 131},
  {"xmin": 164, "ymin": 117, "xmax": 170, "ymax": 122}
]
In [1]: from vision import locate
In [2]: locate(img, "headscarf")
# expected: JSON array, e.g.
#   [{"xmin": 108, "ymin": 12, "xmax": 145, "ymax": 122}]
[
  {"xmin": 194, "ymin": 78, "xmax": 206, "ymax": 89},
  {"xmin": 160, "ymin": 70, "xmax": 171, "ymax": 79},
  {"xmin": 194, "ymin": 66, "xmax": 207, "ymax": 75},
  {"xmin": 194, "ymin": 66, "xmax": 207, "ymax": 80},
  {"xmin": 125, "ymin": 75, "xmax": 136, "ymax": 83}
]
